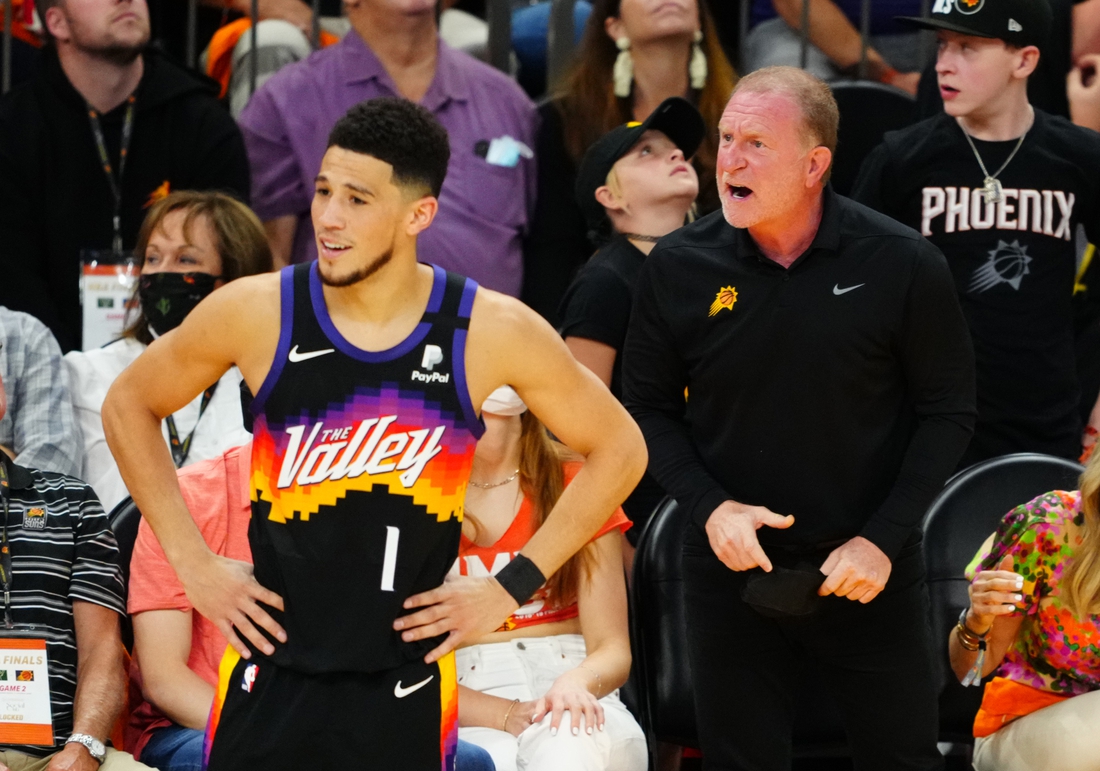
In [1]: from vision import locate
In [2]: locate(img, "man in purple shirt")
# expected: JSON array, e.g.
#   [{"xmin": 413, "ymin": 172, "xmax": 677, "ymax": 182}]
[{"xmin": 238, "ymin": 0, "xmax": 537, "ymax": 297}]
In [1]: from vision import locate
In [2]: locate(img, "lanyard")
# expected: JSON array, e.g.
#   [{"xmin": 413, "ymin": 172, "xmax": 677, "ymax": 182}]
[
  {"xmin": 87, "ymin": 95, "xmax": 136, "ymax": 257},
  {"xmin": 165, "ymin": 382, "xmax": 219, "ymax": 469},
  {"xmin": 0, "ymin": 456, "xmax": 14, "ymax": 629}
]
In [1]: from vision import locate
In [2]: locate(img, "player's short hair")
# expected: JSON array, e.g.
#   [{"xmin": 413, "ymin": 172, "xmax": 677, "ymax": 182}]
[
  {"xmin": 327, "ymin": 97, "xmax": 451, "ymax": 198},
  {"xmin": 731, "ymin": 66, "xmax": 839, "ymax": 159}
]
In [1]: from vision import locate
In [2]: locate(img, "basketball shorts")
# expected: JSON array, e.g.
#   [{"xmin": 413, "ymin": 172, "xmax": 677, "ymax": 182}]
[{"xmin": 203, "ymin": 649, "xmax": 457, "ymax": 771}]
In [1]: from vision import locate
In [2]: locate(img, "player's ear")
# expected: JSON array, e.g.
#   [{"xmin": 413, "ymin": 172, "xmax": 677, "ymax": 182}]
[{"xmin": 406, "ymin": 195, "xmax": 439, "ymax": 236}]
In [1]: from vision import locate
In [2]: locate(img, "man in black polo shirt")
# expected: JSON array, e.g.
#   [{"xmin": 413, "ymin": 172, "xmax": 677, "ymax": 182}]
[
  {"xmin": 622, "ymin": 66, "xmax": 976, "ymax": 769},
  {"xmin": 0, "ymin": 367, "xmax": 146, "ymax": 770},
  {"xmin": 852, "ymin": 0, "xmax": 1100, "ymax": 468}
]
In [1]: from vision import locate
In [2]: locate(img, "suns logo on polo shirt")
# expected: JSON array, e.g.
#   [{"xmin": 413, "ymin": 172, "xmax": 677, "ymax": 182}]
[
  {"xmin": 22, "ymin": 508, "xmax": 45, "ymax": 531},
  {"xmin": 709, "ymin": 286, "xmax": 738, "ymax": 317}
]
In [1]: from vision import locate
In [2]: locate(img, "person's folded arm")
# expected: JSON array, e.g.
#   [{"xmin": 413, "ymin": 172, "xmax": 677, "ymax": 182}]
[
  {"xmin": 132, "ymin": 609, "xmax": 215, "ymax": 730},
  {"xmin": 859, "ymin": 241, "xmax": 977, "ymax": 561},
  {"xmin": 621, "ymin": 256, "xmax": 731, "ymax": 527}
]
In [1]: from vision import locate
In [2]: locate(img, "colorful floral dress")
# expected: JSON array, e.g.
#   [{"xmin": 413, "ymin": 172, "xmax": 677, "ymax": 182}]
[{"xmin": 965, "ymin": 491, "xmax": 1100, "ymax": 734}]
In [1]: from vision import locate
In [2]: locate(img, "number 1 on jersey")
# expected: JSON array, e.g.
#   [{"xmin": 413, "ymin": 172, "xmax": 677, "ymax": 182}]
[{"xmin": 381, "ymin": 526, "xmax": 400, "ymax": 592}]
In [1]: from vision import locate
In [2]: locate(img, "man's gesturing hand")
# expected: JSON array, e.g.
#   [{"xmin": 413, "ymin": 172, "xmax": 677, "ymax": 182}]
[
  {"xmin": 183, "ymin": 553, "xmax": 286, "ymax": 658},
  {"xmin": 705, "ymin": 501, "xmax": 795, "ymax": 572},
  {"xmin": 396, "ymin": 574, "xmax": 520, "ymax": 664},
  {"xmin": 818, "ymin": 537, "xmax": 891, "ymax": 603}
]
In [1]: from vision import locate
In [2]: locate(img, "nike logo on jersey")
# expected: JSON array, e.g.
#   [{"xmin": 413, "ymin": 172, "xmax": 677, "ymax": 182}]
[
  {"xmin": 394, "ymin": 675, "xmax": 434, "ymax": 699},
  {"xmin": 921, "ymin": 187, "xmax": 1075, "ymax": 241},
  {"xmin": 288, "ymin": 345, "xmax": 335, "ymax": 363},
  {"xmin": 833, "ymin": 283, "xmax": 865, "ymax": 296},
  {"xmin": 277, "ymin": 416, "xmax": 445, "ymax": 490}
]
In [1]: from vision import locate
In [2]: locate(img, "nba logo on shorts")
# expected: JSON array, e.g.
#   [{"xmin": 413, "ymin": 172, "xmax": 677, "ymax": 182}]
[{"xmin": 241, "ymin": 664, "xmax": 258, "ymax": 693}]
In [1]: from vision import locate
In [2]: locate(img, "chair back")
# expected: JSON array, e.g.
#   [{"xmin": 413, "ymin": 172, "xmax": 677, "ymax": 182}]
[
  {"xmin": 829, "ymin": 81, "xmax": 916, "ymax": 196},
  {"xmin": 108, "ymin": 496, "xmax": 142, "ymax": 651},
  {"xmin": 922, "ymin": 452, "xmax": 1084, "ymax": 741},
  {"xmin": 631, "ymin": 497, "xmax": 850, "ymax": 759}
]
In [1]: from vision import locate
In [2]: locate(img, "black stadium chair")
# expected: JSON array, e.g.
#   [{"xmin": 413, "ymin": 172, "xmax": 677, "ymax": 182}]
[
  {"xmin": 108, "ymin": 496, "xmax": 143, "ymax": 651},
  {"xmin": 922, "ymin": 453, "xmax": 1084, "ymax": 746},
  {"xmin": 630, "ymin": 498, "xmax": 850, "ymax": 767},
  {"xmin": 829, "ymin": 80, "xmax": 917, "ymax": 197}
]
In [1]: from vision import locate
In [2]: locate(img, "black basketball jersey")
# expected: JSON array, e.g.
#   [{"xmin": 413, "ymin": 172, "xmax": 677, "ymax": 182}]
[{"xmin": 248, "ymin": 262, "xmax": 483, "ymax": 674}]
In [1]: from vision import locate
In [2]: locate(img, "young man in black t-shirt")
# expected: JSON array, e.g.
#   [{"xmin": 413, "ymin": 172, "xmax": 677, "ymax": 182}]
[
  {"xmin": 852, "ymin": 0, "xmax": 1100, "ymax": 467},
  {"xmin": 559, "ymin": 97, "xmax": 704, "ymax": 553}
]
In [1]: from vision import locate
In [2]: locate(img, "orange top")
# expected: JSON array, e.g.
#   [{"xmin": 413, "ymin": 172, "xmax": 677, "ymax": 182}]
[
  {"xmin": 973, "ymin": 676, "xmax": 1071, "ymax": 738},
  {"xmin": 456, "ymin": 462, "xmax": 630, "ymax": 632}
]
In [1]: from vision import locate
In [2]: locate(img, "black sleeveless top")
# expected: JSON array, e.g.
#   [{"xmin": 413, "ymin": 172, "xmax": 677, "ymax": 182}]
[{"xmin": 248, "ymin": 262, "xmax": 483, "ymax": 674}]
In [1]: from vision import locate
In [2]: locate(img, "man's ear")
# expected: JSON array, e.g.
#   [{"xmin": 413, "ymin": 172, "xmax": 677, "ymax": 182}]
[
  {"xmin": 44, "ymin": 5, "xmax": 70, "ymax": 42},
  {"xmin": 806, "ymin": 146, "xmax": 833, "ymax": 188},
  {"xmin": 1015, "ymin": 45, "xmax": 1040, "ymax": 80},
  {"xmin": 406, "ymin": 195, "xmax": 439, "ymax": 236},
  {"xmin": 594, "ymin": 185, "xmax": 624, "ymax": 213}
]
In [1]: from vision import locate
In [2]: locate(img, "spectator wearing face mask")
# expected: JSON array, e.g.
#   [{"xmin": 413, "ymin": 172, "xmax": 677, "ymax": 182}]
[{"xmin": 64, "ymin": 191, "xmax": 273, "ymax": 513}]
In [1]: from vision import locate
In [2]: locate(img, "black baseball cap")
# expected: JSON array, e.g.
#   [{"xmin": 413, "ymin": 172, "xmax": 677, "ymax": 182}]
[
  {"xmin": 897, "ymin": 0, "xmax": 1051, "ymax": 50},
  {"xmin": 575, "ymin": 97, "xmax": 706, "ymax": 232}
]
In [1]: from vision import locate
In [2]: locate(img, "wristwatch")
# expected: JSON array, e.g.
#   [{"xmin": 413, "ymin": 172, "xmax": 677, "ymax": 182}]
[{"xmin": 66, "ymin": 733, "xmax": 106, "ymax": 764}]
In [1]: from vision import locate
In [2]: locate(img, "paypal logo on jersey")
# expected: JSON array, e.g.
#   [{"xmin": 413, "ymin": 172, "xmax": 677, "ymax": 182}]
[{"xmin": 411, "ymin": 344, "xmax": 450, "ymax": 383}]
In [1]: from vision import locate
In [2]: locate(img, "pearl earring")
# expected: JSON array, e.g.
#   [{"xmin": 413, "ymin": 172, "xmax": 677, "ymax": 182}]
[
  {"xmin": 690, "ymin": 30, "xmax": 708, "ymax": 90},
  {"xmin": 613, "ymin": 37, "xmax": 634, "ymax": 98}
]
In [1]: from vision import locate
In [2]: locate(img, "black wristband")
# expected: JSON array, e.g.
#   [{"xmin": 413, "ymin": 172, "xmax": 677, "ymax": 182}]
[{"xmin": 495, "ymin": 554, "xmax": 546, "ymax": 606}]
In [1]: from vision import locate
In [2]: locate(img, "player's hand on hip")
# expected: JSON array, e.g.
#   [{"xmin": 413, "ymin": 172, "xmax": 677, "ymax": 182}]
[
  {"xmin": 818, "ymin": 536, "xmax": 891, "ymax": 603},
  {"xmin": 396, "ymin": 574, "xmax": 519, "ymax": 664},
  {"xmin": 705, "ymin": 500, "xmax": 794, "ymax": 572},
  {"xmin": 183, "ymin": 553, "xmax": 286, "ymax": 658}
]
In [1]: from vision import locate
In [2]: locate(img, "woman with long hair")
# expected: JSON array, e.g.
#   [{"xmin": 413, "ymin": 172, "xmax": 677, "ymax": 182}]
[
  {"xmin": 950, "ymin": 451, "xmax": 1100, "ymax": 770},
  {"xmin": 455, "ymin": 387, "xmax": 645, "ymax": 771},
  {"xmin": 65, "ymin": 191, "xmax": 273, "ymax": 511},
  {"xmin": 522, "ymin": 0, "xmax": 736, "ymax": 323}
]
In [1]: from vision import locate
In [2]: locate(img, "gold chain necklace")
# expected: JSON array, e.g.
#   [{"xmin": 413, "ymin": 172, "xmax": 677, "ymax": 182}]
[{"xmin": 467, "ymin": 469, "xmax": 520, "ymax": 489}]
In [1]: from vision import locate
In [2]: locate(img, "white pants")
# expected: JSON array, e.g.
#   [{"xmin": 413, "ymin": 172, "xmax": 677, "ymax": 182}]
[
  {"xmin": 456, "ymin": 634, "xmax": 648, "ymax": 771},
  {"xmin": 972, "ymin": 689, "xmax": 1100, "ymax": 771}
]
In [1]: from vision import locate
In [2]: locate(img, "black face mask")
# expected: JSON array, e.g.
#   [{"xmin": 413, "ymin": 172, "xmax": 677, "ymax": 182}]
[{"xmin": 138, "ymin": 272, "xmax": 221, "ymax": 337}]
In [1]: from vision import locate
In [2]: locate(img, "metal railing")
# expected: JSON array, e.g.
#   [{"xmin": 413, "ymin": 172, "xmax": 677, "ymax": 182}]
[{"xmin": 0, "ymin": 0, "xmax": 941, "ymax": 98}]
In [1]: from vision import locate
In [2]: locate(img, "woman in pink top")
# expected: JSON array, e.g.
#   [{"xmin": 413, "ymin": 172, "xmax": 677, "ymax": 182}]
[{"xmin": 454, "ymin": 387, "xmax": 645, "ymax": 771}]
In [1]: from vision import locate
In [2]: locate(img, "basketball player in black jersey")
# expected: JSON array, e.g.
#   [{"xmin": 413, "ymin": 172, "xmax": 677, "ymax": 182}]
[
  {"xmin": 102, "ymin": 98, "xmax": 646, "ymax": 770},
  {"xmin": 853, "ymin": 0, "xmax": 1100, "ymax": 468}
]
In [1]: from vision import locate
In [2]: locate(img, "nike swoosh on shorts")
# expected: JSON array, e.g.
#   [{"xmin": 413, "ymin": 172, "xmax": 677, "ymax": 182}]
[{"xmin": 394, "ymin": 675, "xmax": 435, "ymax": 699}]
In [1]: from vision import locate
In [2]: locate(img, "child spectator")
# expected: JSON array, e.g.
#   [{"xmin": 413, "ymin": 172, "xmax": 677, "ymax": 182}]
[
  {"xmin": 522, "ymin": 0, "xmax": 736, "ymax": 324},
  {"xmin": 559, "ymin": 96, "xmax": 703, "ymax": 559},
  {"xmin": 65, "ymin": 191, "xmax": 272, "ymax": 512}
]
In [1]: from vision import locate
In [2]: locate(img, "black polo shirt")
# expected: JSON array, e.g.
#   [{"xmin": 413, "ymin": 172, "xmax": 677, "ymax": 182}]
[
  {"xmin": 622, "ymin": 188, "xmax": 977, "ymax": 561},
  {"xmin": 0, "ymin": 456, "xmax": 125, "ymax": 757}
]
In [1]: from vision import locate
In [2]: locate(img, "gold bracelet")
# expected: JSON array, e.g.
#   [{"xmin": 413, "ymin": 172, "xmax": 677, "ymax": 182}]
[
  {"xmin": 956, "ymin": 622, "xmax": 982, "ymax": 652},
  {"xmin": 578, "ymin": 665, "xmax": 602, "ymax": 699},
  {"xmin": 501, "ymin": 698, "xmax": 520, "ymax": 732}
]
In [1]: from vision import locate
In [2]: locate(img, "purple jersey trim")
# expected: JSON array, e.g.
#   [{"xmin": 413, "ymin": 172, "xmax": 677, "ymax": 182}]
[
  {"xmin": 308, "ymin": 262, "xmax": 440, "ymax": 363},
  {"xmin": 452, "ymin": 327, "xmax": 484, "ymax": 439},
  {"xmin": 251, "ymin": 266, "xmax": 296, "ymax": 412},
  {"xmin": 458, "ymin": 277, "xmax": 478, "ymax": 318},
  {"xmin": 426, "ymin": 263, "xmax": 446, "ymax": 313}
]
